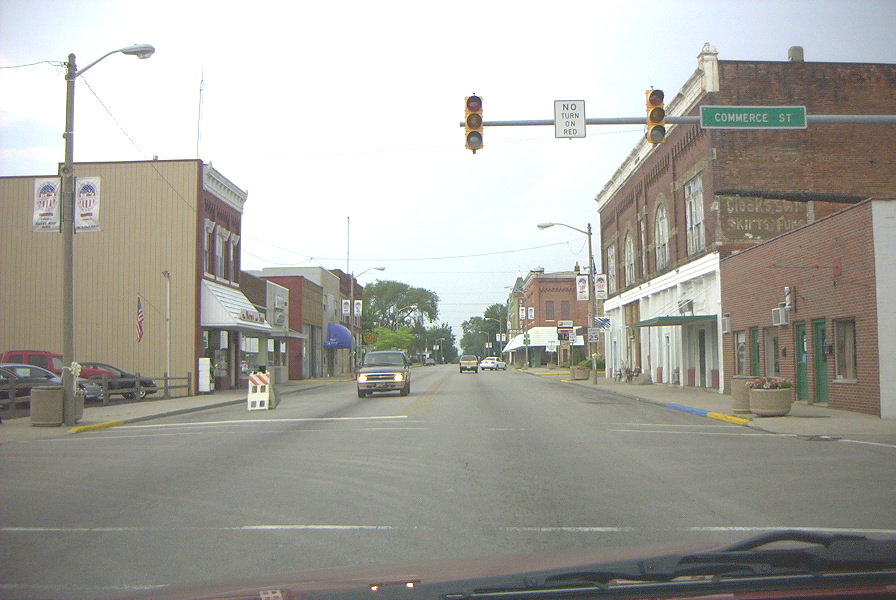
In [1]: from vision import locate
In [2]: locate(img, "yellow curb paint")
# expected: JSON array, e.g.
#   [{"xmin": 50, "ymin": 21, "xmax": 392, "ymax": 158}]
[
  {"xmin": 68, "ymin": 420, "xmax": 125, "ymax": 434},
  {"xmin": 707, "ymin": 412, "xmax": 751, "ymax": 426}
]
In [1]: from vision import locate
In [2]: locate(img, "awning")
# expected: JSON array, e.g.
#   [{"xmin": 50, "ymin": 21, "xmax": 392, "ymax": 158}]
[
  {"xmin": 631, "ymin": 315, "xmax": 717, "ymax": 328},
  {"xmin": 324, "ymin": 322, "xmax": 353, "ymax": 349},
  {"xmin": 502, "ymin": 326, "xmax": 584, "ymax": 353},
  {"xmin": 201, "ymin": 279, "xmax": 272, "ymax": 334}
]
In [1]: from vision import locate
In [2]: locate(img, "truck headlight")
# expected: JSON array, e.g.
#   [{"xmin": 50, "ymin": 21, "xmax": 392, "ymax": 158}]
[
  {"xmin": 394, "ymin": 373, "xmax": 404, "ymax": 382},
  {"xmin": 358, "ymin": 374, "xmax": 368, "ymax": 383}
]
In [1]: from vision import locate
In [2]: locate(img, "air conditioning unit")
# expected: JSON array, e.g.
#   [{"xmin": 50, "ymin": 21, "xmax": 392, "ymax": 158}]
[
  {"xmin": 720, "ymin": 315, "xmax": 731, "ymax": 334},
  {"xmin": 274, "ymin": 313, "xmax": 286, "ymax": 326},
  {"xmin": 772, "ymin": 307, "xmax": 790, "ymax": 326}
]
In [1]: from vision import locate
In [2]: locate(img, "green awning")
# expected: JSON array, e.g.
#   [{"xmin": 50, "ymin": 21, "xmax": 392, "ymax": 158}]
[{"xmin": 631, "ymin": 315, "xmax": 717, "ymax": 328}]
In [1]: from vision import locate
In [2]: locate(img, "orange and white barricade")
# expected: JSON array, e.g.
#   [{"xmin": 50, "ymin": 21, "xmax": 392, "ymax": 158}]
[{"xmin": 247, "ymin": 370, "xmax": 274, "ymax": 410}]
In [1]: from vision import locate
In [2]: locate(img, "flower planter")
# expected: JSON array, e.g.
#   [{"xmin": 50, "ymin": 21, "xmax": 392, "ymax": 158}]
[
  {"xmin": 748, "ymin": 388, "xmax": 793, "ymax": 417},
  {"xmin": 570, "ymin": 366, "xmax": 590, "ymax": 380},
  {"xmin": 731, "ymin": 376, "xmax": 753, "ymax": 413}
]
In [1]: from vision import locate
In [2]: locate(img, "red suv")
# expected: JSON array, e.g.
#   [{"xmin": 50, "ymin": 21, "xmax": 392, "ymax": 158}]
[{"xmin": 0, "ymin": 350, "xmax": 113, "ymax": 379}]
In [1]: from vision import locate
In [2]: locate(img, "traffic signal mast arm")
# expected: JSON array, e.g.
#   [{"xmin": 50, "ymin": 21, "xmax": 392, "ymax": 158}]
[{"xmin": 457, "ymin": 114, "xmax": 896, "ymax": 127}]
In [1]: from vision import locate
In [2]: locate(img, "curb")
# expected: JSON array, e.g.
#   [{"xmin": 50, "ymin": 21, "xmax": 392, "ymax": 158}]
[{"xmin": 519, "ymin": 369, "xmax": 753, "ymax": 428}]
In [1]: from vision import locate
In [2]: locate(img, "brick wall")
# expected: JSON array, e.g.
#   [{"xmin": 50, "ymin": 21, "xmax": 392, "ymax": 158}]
[{"xmin": 720, "ymin": 201, "xmax": 880, "ymax": 416}]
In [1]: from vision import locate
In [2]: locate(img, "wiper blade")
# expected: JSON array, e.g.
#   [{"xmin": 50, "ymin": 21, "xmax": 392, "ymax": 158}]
[{"xmin": 442, "ymin": 530, "xmax": 896, "ymax": 600}]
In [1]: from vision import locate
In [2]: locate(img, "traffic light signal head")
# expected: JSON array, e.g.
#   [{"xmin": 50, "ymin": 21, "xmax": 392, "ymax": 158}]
[
  {"xmin": 645, "ymin": 89, "xmax": 666, "ymax": 144},
  {"xmin": 465, "ymin": 95, "xmax": 483, "ymax": 153}
]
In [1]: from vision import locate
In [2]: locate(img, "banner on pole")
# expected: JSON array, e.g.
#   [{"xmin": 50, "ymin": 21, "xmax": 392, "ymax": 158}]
[{"xmin": 33, "ymin": 178, "xmax": 61, "ymax": 232}]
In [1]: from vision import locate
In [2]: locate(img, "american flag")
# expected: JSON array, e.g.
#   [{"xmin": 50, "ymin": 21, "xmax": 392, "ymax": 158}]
[{"xmin": 136, "ymin": 297, "xmax": 145, "ymax": 342}]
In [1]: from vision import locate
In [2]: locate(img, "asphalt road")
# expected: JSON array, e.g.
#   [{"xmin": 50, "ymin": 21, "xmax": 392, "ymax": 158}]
[{"xmin": 3, "ymin": 365, "xmax": 895, "ymax": 599}]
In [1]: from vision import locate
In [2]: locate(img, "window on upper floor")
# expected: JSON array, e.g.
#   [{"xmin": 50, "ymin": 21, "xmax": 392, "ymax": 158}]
[
  {"xmin": 655, "ymin": 204, "xmax": 670, "ymax": 271},
  {"xmin": 545, "ymin": 301, "xmax": 555, "ymax": 321},
  {"xmin": 606, "ymin": 244, "xmax": 617, "ymax": 294},
  {"xmin": 215, "ymin": 232, "xmax": 225, "ymax": 278},
  {"xmin": 685, "ymin": 175, "xmax": 705, "ymax": 255},
  {"xmin": 624, "ymin": 231, "xmax": 636, "ymax": 287},
  {"xmin": 560, "ymin": 300, "xmax": 570, "ymax": 319}
]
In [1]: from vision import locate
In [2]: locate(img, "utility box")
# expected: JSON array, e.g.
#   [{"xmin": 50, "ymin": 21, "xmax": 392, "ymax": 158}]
[{"xmin": 30, "ymin": 386, "xmax": 64, "ymax": 426}]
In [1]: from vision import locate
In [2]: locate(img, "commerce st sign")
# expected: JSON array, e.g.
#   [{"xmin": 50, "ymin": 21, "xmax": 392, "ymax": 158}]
[{"xmin": 700, "ymin": 105, "xmax": 807, "ymax": 129}]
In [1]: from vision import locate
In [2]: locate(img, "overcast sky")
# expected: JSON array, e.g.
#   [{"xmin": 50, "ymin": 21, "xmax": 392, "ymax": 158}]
[{"xmin": 2, "ymin": 0, "xmax": 894, "ymax": 342}]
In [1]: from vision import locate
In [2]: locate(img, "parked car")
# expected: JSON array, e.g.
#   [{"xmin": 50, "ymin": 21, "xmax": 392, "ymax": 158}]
[
  {"xmin": 356, "ymin": 351, "xmax": 411, "ymax": 397},
  {"xmin": 0, "ymin": 363, "xmax": 102, "ymax": 402},
  {"xmin": 78, "ymin": 361, "xmax": 158, "ymax": 400},
  {"xmin": 0, "ymin": 350, "xmax": 114, "ymax": 379},
  {"xmin": 459, "ymin": 355, "xmax": 479, "ymax": 373},
  {"xmin": 480, "ymin": 356, "xmax": 506, "ymax": 371},
  {"xmin": 424, "ymin": 358, "xmax": 436, "ymax": 366}
]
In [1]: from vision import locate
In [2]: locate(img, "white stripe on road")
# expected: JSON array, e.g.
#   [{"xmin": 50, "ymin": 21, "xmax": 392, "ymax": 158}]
[
  {"xmin": 118, "ymin": 415, "xmax": 409, "ymax": 429},
  {"xmin": 5, "ymin": 525, "xmax": 896, "ymax": 535}
]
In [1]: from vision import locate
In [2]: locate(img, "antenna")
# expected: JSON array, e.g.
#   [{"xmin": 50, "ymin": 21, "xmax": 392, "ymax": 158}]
[{"xmin": 196, "ymin": 70, "xmax": 204, "ymax": 158}]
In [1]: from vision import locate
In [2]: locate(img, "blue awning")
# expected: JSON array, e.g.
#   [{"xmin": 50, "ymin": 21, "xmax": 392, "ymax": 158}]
[{"xmin": 324, "ymin": 322, "xmax": 353, "ymax": 349}]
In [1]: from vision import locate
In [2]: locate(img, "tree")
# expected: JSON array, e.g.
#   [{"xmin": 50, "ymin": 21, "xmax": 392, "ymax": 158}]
[
  {"xmin": 367, "ymin": 327, "xmax": 415, "ymax": 352},
  {"xmin": 363, "ymin": 280, "xmax": 439, "ymax": 331},
  {"xmin": 461, "ymin": 304, "xmax": 507, "ymax": 357},
  {"xmin": 420, "ymin": 323, "xmax": 457, "ymax": 363}
]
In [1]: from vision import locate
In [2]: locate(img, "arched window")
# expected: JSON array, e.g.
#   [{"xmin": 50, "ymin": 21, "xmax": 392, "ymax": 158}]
[
  {"xmin": 655, "ymin": 204, "xmax": 670, "ymax": 271},
  {"xmin": 685, "ymin": 175, "xmax": 705, "ymax": 255},
  {"xmin": 606, "ymin": 244, "xmax": 617, "ymax": 294},
  {"xmin": 624, "ymin": 231, "xmax": 636, "ymax": 287}
]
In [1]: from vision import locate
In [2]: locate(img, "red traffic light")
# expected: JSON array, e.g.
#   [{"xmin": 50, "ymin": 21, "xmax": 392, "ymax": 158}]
[
  {"xmin": 465, "ymin": 94, "xmax": 483, "ymax": 152},
  {"xmin": 645, "ymin": 89, "xmax": 666, "ymax": 144},
  {"xmin": 466, "ymin": 95, "xmax": 482, "ymax": 112}
]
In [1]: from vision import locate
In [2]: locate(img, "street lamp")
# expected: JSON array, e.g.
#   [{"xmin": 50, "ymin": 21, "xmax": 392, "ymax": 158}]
[
  {"xmin": 537, "ymin": 221, "xmax": 598, "ymax": 384},
  {"xmin": 482, "ymin": 316, "xmax": 505, "ymax": 358},
  {"xmin": 60, "ymin": 44, "xmax": 155, "ymax": 425},
  {"xmin": 349, "ymin": 266, "xmax": 384, "ymax": 369}
]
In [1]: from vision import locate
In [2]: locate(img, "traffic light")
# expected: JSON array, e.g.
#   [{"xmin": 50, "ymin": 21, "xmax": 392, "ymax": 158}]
[
  {"xmin": 645, "ymin": 89, "xmax": 666, "ymax": 144},
  {"xmin": 465, "ymin": 95, "xmax": 483, "ymax": 153}
]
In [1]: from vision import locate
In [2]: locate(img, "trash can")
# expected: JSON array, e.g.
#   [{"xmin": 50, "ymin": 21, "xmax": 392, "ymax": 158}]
[{"xmin": 30, "ymin": 385, "xmax": 64, "ymax": 427}]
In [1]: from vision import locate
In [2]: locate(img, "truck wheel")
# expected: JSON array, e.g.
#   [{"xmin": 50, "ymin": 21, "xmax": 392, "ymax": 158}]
[{"xmin": 357, "ymin": 389, "xmax": 367, "ymax": 398}]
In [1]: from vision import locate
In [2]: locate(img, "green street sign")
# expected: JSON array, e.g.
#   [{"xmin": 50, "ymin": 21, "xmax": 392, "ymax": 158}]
[
  {"xmin": 523, "ymin": 334, "xmax": 530, "ymax": 346},
  {"xmin": 700, "ymin": 105, "xmax": 807, "ymax": 129}
]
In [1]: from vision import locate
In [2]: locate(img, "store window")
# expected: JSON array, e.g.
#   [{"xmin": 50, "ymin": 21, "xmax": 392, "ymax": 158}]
[
  {"xmin": 834, "ymin": 318, "xmax": 857, "ymax": 380},
  {"xmin": 735, "ymin": 330, "xmax": 748, "ymax": 375},
  {"xmin": 764, "ymin": 327, "xmax": 781, "ymax": 377}
]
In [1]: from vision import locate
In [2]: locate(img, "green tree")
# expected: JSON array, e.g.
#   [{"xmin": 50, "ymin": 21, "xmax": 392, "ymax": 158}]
[
  {"xmin": 461, "ymin": 304, "xmax": 508, "ymax": 357},
  {"xmin": 363, "ymin": 280, "xmax": 439, "ymax": 331},
  {"xmin": 420, "ymin": 323, "xmax": 457, "ymax": 363},
  {"xmin": 367, "ymin": 327, "xmax": 415, "ymax": 352}
]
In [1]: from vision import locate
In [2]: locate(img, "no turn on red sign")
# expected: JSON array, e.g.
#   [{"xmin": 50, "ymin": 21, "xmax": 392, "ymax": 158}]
[{"xmin": 555, "ymin": 100, "xmax": 585, "ymax": 138}]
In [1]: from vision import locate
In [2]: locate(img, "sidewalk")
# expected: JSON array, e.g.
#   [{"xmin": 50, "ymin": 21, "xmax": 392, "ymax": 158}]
[
  {"xmin": 520, "ymin": 367, "xmax": 896, "ymax": 438},
  {"xmin": 0, "ymin": 377, "xmax": 353, "ymax": 443}
]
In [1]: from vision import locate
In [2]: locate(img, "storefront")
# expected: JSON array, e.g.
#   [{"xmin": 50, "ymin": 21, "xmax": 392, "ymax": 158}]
[{"xmin": 201, "ymin": 279, "xmax": 272, "ymax": 390}]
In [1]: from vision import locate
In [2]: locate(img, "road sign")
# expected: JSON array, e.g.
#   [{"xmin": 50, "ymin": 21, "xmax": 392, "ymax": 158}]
[
  {"xmin": 523, "ymin": 333, "xmax": 530, "ymax": 346},
  {"xmin": 700, "ymin": 105, "xmax": 807, "ymax": 129},
  {"xmin": 588, "ymin": 328, "xmax": 601, "ymax": 343},
  {"xmin": 594, "ymin": 317, "xmax": 611, "ymax": 329},
  {"xmin": 554, "ymin": 100, "xmax": 585, "ymax": 138}
]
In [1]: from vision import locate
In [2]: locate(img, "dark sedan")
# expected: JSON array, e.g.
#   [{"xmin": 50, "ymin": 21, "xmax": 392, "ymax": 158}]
[
  {"xmin": 0, "ymin": 363, "xmax": 102, "ymax": 401},
  {"xmin": 79, "ymin": 362, "xmax": 157, "ymax": 399}
]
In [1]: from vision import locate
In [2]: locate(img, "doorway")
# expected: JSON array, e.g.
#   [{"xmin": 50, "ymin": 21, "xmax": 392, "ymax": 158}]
[{"xmin": 813, "ymin": 319, "xmax": 829, "ymax": 404}]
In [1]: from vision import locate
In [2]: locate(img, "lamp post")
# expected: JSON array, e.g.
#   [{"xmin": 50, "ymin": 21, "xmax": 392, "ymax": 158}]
[
  {"xmin": 60, "ymin": 44, "xmax": 155, "ymax": 425},
  {"xmin": 482, "ymin": 316, "xmax": 504, "ymax": 359},
  {"xmin": 349, "ymin": 266, "xmax": 384, "ymax": 369},
  {"xmin": 537, "ymin": 221, "xmax": 598, "ymax": 384}
]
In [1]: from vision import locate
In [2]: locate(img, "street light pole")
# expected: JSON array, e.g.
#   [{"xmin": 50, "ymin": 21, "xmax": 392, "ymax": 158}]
[
  {"xmin": 537, "ymin": 221, "xmax": 598, "ymax": 383},
  {"xmin": 60, "ymin": 44, "xmax": 154, "ymax": 425}
]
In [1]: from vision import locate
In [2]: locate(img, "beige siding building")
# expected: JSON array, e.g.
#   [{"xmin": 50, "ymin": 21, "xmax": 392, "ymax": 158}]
[{"xmin": 0, "ymin": 159, "xmax": 271, "ymax": 394}]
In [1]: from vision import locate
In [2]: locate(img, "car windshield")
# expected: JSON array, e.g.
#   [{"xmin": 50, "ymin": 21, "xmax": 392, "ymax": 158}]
[
  {"xmin": 2, "ymin": 4, "xmax": 895, "ymax": 600},
  {"xmin": 362, "ymin": 353, "xmax": 405, "ymax": 366}
]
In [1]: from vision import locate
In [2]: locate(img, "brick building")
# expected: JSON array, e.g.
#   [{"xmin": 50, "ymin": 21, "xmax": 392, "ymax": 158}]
[
  {"xmin": 596, "ymin": 44, "xmax": 896, "ymax": 394},
  {"xmin": 721, "ymin": 198, "xmax": 896, "ymax": 418},
  {"xmin": 504, "ymin": 268, "xmax": 591, "ymax": 367}
]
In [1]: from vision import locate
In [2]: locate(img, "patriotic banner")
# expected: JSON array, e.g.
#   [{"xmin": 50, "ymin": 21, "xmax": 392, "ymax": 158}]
[
  {"xmin": 342, "ymin": 299, "xmax": 350, "ymax": 316},
  {"xmin": 594, "ymin": 274, "xmax": 608, "ymax": 300},
  {"xmin": 353, "ymin": 299, "xmax": 363, "ymax": 317},
  {"xmin": 576, "ymin": 275, "xmax": 589, "ymax": 301},
  {"xmin": 75, "ymin": 177, "xmax": 101, "ymax": 232},
  {"xmin": 136, "ymin": 297, "xmax": 145, "ymax": 342},
  {"xmin": 33, "ymin": 178, "xmax": 61, "ymax": 232}
]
